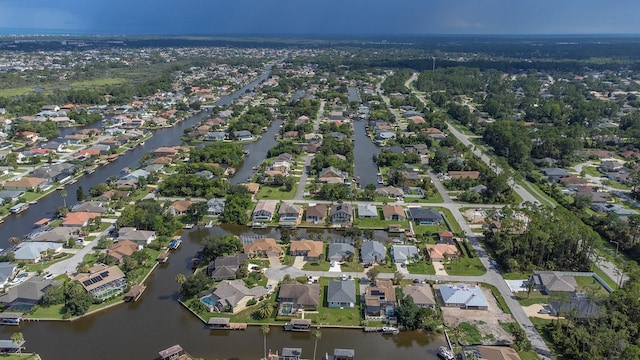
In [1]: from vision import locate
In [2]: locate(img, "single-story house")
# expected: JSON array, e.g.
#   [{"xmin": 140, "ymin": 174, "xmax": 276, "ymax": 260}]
[
  {"xmin": 0, "ymin": 262, "xmax": 17, "ymax": 287},
  {"xmin": 117, "ymin": 228, "xmax": 156, "ymax": 246},
  {"xmin": 327, "ymin": 279, "xmax": 357, "ymax": 308},
  {"xmin": 0, "ymin": 276, "xmax": 58, "ymax": 311},
  {"xmin": 407, "ymin": 207, "xmax": 442, "ymax": 225},
  {"xmin": 360, "ymin": 241, "xmax": 387, "ymax": 265},
  {"xmin": 476, "ymin": 346, "xmax": 522, "ymax": 360},
  {"xmin": 403, "ymin": 284, "xmax": 436, "ymax": 309},
  {"xmin": 202, "ymin": 279, "xmax": 268, "ymax": 313},
  {"xmin": 3, "ymin": 177, "xmax": 48, "ymax": 191},
  {"xmin": 73, "ymin": 263, "xmax": 127, "ymax": 301},
  {"xmin": 62, "ymin": 212, "xmax": 101, "ymax": 227},
  {"xmin": 72, "ymin": 201, "xmax": 108, "ymax": 214},
  {"xmin": 357, "ymin": 204, "xmax": 378, "ymax": 219},
  {"xmin": 376, "ymin": 186, "xmax": 404, "ymax": 198},
  {"xmin": 233, "ymin": 130, "xmax": 254, "ymax": 141},
  {"xmin": 306, "ymin": 204, "xmax": 326, "ymax": 223},
  {"xmin": 30, "ymin": 226, "xmax": 81, "ymax": 243},
  {"xmin": 206, "ymin": 253, "xmax": 249, "ymax": 280},
  {"xmin": 0, "ymin": 191, "xmax": 24, "ymax": 206},
  {"xmin": 107, "ymin": 240, "xmax": 139, "ymax": 263},
  {"xmin": 13, "ymin": 242, "xmax": 62, "ymax": 263},
  {"xmin": 327, "ymin": 243, "xmax": 355, "ymax": 262},
  {"xmin": 168, "ymin": 200, "xmax": 193, "ymax": 216},
  {"xmin": 329, "ymin": 204, "xmax": 353, "ymax": 225},
  {"xmin": 548, "ymin": 293, "xmax": 601, "ymax": 320},
  {"xmin": 391, "ymin": 245, "xmax": 419, "ymax": 264},
  {"xmin": 531, "ymin": 271, "xmax": 578, "ymax": 294},
  {"xmin": 277, "ymin": 283, "xmax": 321, "ymax": 312},
  {"xmin": 438, "ymin": 284, "xmax": 488, "ymax": 310},
  {"xmin": 278, "ymin": 203, "xmax": 303, "ymax": 227},
  {"xmin": 207, "ymin": 198, "xmax": 226, "ymax": 216},
  {"xmin": 438, "ymin": 231, "xmax": 455, "ymax": 243},
  {"xmin": 243, "ymin": 238, "xmax": 283, "ymax": 257},
  {"xmin": 289, "ymin": 240, "xmax": 324, "ymax": 261},
  {"xmin": 382, "ymin": 205, "xmax": 405, "ymax": 221},
  {"xmin": 425, "ymin": 244, "xmax": 459, "ymax": 261},
  {"xmin": 253, "ymin": 200, "xmax": 278, "ymax": 222}
]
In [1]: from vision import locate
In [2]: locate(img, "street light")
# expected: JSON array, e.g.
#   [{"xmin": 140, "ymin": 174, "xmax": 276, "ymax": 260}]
[{"xmin": 612, "ymin": 241, "xmax": 619, "ymax": 258}]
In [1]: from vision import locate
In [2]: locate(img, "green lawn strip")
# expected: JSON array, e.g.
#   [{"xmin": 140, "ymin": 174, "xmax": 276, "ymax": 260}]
[
  {"xmin": 451, "ymin": 322, "xmax": 483, "ymax": 346},
  {"xmin": 582, "ymin": 166, "xmax": 601, "ymax": 177},
  {"xmin": 27, "ymin": 304, "xmax": 64, "ymax": 319},
  {"xmin": 303, "ymin": 277, "xmax": 360, "ymax": 326},
  {"xmin": 407, "ymin": 261, "xmax": 435, "ymax": 275},
  {"xmin": 501, "ymin": 272, "xmax": 531, "ymax": 280},
  {"xmin": 516, "ymin": 179, "xmax": 557, "ymax": 207},
  {"xmin": 412, "ymin": 224, "xmax": 449, "ymax": 236},
  {"xmin": 375, "ymin": 262, "xmax": 398, "ymax": 274},
  {"xmin": 24, "ymin": 253, "xmax": 73, "ymax": 273},
  {"xmin": 256, "ymin": 184, "xmax": 297, "ymax": 200},
  {"xmin": 432, "ymin": 207, "xmax": 463, "ymax": 234},
  {"xmin": 606, "ymin": 180, "xmax": 630, "ymax": 190},
  {"xmin": 203, "ymin": 292, "xmax": 281, "ymax": 324},
  {"xmin": 591, "ymin": 264, "xmax": 618, "ymax": 289},
  {"xmin": 444, "ymin": 257, "xmax": 486, "ymax": 276},
  {"xmin": 518, "ymin": 350, "xmax": 543, "ymax": 360},
  {"xmin": 341, "ymin": 261, "xmax": 364, "ymax": 273},
  {"xmin": 249, "ymin": 259, "xmax": 270, "ymax": 268},
  {"xmin": 480, "ymin": 283, "xmax": 511, "ymax": 315},
  {"xmin": 0, "ymin": 86, "xmax": 36, "ymax": 97},
  {"xmin": 515, "ymin": 291, "xmax": 549, "ymax": 307},
  {"xmin": 574, "ymin": 275, "xmax": 609, "ymax": 295},
  {"xmin": 0, "ymin": 354, "xmax": 41, "ymax": 360},
  {"xmin": 302, "ymin": 260, "xmax": 330, "ymax": 271}
]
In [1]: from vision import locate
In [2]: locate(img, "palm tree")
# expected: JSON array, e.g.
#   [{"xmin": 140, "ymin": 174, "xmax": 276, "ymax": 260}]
[
  {"xmin": 11, "ymin": 332, "xmax": 23, "ymax": 353},
  {"xmin": 60, "ymin": 189, "xmax": 67, "ymax": 208},
  {"xmin": 8, "ymin": 236, "xmax": 20, "ymax": 246},
  {"xmin": 175, "ymin": 273, "xmax": 186, "ymax": 286},
  {"xmin": 261, "ymin": 324, "xmax": 270, "ymax": 359},
  {"xmin": 312, "ymin": 329, "xmax": 322, "ymax": 360},
  {"xmin": 257, "ymin": 301, "xmax": 272, "ymax": 320}
]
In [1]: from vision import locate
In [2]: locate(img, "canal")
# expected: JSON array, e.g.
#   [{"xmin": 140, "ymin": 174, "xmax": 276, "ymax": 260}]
[
  {"xmin": 2, "ymin": 226, "xmax": 444, "ymax": 360},
  {"xmin": 0, "ymin": 69, "xmax": 272, "ymax": 244},
  {"xmin": 352, "ymin": 121, "xmax": 382, "ymax": 189}
]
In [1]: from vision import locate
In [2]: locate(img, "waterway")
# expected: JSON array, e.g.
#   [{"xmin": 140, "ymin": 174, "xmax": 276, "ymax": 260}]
[
  {"xmin": 0, "ymin": 68, "xmax": 272, "ymax": 244},
  {"xmin": 0, "ymin": 68, "xmax": 444, "ymax": 359},
  {"xmin": 229, "ymin": 119, "xmax": 283, "ymax": 185},
  {"xmin": 352, "ymin": 121, "xmax": 382, "ymax": 188},
  {"xmin": 2, "ymin": 226, "xmax": 444, "ymax": 360}
]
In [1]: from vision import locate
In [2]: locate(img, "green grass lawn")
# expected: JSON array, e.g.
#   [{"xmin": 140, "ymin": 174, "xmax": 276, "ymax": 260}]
[
  {"xmin": 374, "ymin": 262, "xmax": 398, "ymax": 274},
  {"xmin": 501, "ymin": 272, "xmax": 532, "ymax": 280},
  {"xmin": 432, "ymin": 207, "xmax": 463, "ymax": 234},
  {"xmin": 582, "ymin": 166, "xmax": 602, "ymax": 177},
  {"xmin": 256, "ymin": 184, "xmax": 297, "ymax": 200},
  {"xmin": 27, "ymin": 304, "xmax": 64, "ymax": 319},
  {"xmin": 303, "ymin": 277, "xmax": 361, "ymax": 326},
  {"xmin": 407, "ymin": 261, "xmax": 435, "ymax": 275},
  {"xmin": 451, "ymin": 322, "xmax": 483, "ymax": 345},
  {"xmin": 515, "ymin": 291, "xmax": 549, "ymax": 306},
  {"xmin": 341, "ymin": 261, "xmax": 364, "ymax": 273},
  {"xmin": 249, "ymin": 259, "xmax": 270, "ymax": 268},
  {"xmin": 591, "ymin": 264, "xmax": 618, "ymax": 289},
  {"xmin": 480, "ymin": 283, "xmax": 511, "ymax": 315},
  {"xmin": 444, "ymin": 257, "xmax": 486, "ymax": 276},
  {"xmin": 574, "ymin": 275, "xmax": 609, "ymax": 295},
  {"xmin": 24, "ymin": 253, "xmax": 73, "ymax": 273},
  {"xmin": 0, "ymin": 354, "xmax": 41, "ymax": 360},
  {"xmin": 302, "ymin": 259, "xmax": 330, "ymax": 271}
]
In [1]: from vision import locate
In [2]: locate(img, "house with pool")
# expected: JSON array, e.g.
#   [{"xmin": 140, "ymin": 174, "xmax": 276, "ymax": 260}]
[{"xmin": 200, "ymin": 279, "xmax": 268, "ymax": 313}]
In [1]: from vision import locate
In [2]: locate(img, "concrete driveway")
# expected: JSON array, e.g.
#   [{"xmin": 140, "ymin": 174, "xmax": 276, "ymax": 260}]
[
  {"xmin": 395, "ymin": 263, "xmax": 409, "ymax": 274},
  {"xmin": 433, "ymin": 260, "xmax": 448, "ymax": 276},
  {"xmin": 292, "ymin": 256, "xmax": 306, "ymax": 270}
]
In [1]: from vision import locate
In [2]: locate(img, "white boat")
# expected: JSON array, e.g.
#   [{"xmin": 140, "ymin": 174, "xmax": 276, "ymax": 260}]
[
  {"xmin": 10, "ymin": 203, "xmax": 28, "ymax": 214},
  {"xmin": 28, "ymin": 200, "xmax": 38, "ymax": 205},
  {"xmin": 437, "ymin": 346, "xmax": 455, "ymax": 360},
  {"xmin": 381, "ymin": 326, "xmax": 399, "ymax": 335}
]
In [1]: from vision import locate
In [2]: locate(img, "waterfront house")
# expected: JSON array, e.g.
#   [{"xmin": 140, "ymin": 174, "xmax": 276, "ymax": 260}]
[
  {"xmin": 476, "ymin": 346, "xmax": 522, "ymax": 360},
  {"xmin": 289, "ymin": 240, "xmax": 324, "ymax": 261},
  {"xmin": 364, "ymin": 279, "xmax": 396, "ymax": 318},
  {"xmin": 205, "ymin": 131, "xmax": 227, "ymax": 141},
  {"xmin": 114, "ymin": 179, "xmax": 139, "ymax": 190},
  {"xmin": 278, "ymin": 203, "xmax": 303, "ymax": 227},
  {"xmin": 31, "ymin": 163, "xmax": 77, "ymax": 182},
  {"xmin": 357, "ymin": 204, "xmax": 378, "ymax": 219},
  {"xmin": 329, "ymin": 204, "xmax": 353, "ymax": 225},
  {"xmin": 270, "ymin": 160, "xmax": 292, "ymax": 174},
  {"xmin": 327, "ymin": 279, "xmax": 356, "ymax": 308},
  {"xmin": 70, "ymin": 200, "xmax": 107, "ymax": 213},
  {"xmin": 233, "ymin": 130, "xmax": 254, "ymax": 141},
  {"xmin": 207, "ymin": 198, "xmax": 226, "ymax": 217},
  {"xmin": 407, "ymin": 207, "xmax": 442, "ymax": 225},
  {"xmin": 169, "ymin": 200, "xmax": 194, "ymax": 216},
  {"xmin": 3, "ymin": 177, "xmax": 48, "ymax": 191},
  {"xmin": 31, "ymin": 226, "xmax": 81, "ymax": 243},
  {"xmin": 243, "ymin": 238, "xmax": 283, "ymax": 257},
  {"xmin": 382, "ymin": 205, "xmax": 406, "ymax": 221},
  {"xmin": 120, "ymin": 169, "xmax": 150, "ymax": 181},
  {"xmin": 376, "ymin": 186, "xmax": 404, "ymax": 199},
  {"xmin": 97, "ymin": 189, "xmax": 129, "ymax": 201},
  {"xmin": 0, "ymin": 191, "xmax": 24, "ymax": 205},
  {"xmin": 0, "ymin": 276, "xmax": 58, "ymax": 311},
  {"xmin": 73, "ymin": 263, "xmax": 127, "ymax": 301},
  {"xmin": 425, "ymin": 244, "xmax": 459, "ymax": 261},
  {"xmin": 277, "ymin": 283, "xmax": 321, "ymax": 313},
  {"xmin": 326, "ymin": 349, "xmax": 356, "ymax": 360},
  {"xmin": 391, "ymin": 245, "xmax": 420, "ymax": 264},
  {"xmin": 403, "ymin": 284, "xmax": 436, "ymax": 309},
  {"xmin": 319, "ymin": 166, "xmax": 349, "ymax": 184},
  {"xmin": 531, "ymin": 271, "xmax": 578, "ymax": 294},
  {"xmin": 206, "ymin": 253, "xmax": 249, "ymax": 280},
  {"xmin": 202, "ymin": 279, "xmax": 268, "ymax": 313},
  {"xmin": 107, "ymin": 240, "xmax": 139, "ymax": 264},
  {"xmin": 153, "ymin": 147, "xmax": 178, "ymax": 158},
  {"xmin": 253, "ymin": 200, "xmax": 278, "ymax": 222},
  {"xmin": 0, "ymin": 263, "xmax": 17, "ymax": 287},
  {"xmin": 305, "ymin": 204, "xmax": 326, "ymax": 223},
  {"xmin": 438, "ymin": 284, "xmax": 489, "ymax": 310},
  {"xmin": 62, "ymin": 212, "xmax": 101, "ymax": 227},
  {"xmin": 327, "ymin": 243, "xmax": 355, "ymax": 262},
  {"xmin": 360, "ymin": 241, "xmax": 387, "ymax": 265},
  {"xmin": 117, "ymin": 228, "xmax": 156, "ymax": 246},
  {"xmin": 13, "ymin": 242, "xmax": 62, "ymax": 263}
]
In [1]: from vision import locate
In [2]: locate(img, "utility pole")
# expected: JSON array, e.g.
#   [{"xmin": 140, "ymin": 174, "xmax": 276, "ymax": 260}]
[{"xmin": 432, "ymin": 57, "xmax": 436, "ymax": 72}]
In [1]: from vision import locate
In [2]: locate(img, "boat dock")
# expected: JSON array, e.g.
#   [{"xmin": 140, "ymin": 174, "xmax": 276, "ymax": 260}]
[
  {"xmin": 157, "ymin": 250, "xmax": 169, "ymax": 263},
  {"xmin": 124, "ymin": 284, "xmax": 146, "ymax": 302},
  {"xmin": 0, "ymin": 312, "xmax": 22, "ymax": 326},
  {"xmin": 363, "ymin": 327, "xmax": 382, "ymax": 332},
  {"xmin": 207, "ymin": 317, "xmax": 247, "ymax": 330}
]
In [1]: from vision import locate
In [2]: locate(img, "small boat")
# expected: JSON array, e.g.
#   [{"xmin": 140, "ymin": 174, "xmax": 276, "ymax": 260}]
[
  {"xmin": 204, "ymin": 221, "xmax": 213, "ymax": 228},
  {"xmin": 85, "ymin": 168, "xmax": 96, "ymax": 175},
  {"xmin": 10, "ymin": 203, "xmax": 28, "ymax": 214},
  {"xmin": 169, "ymin": 239, "xmax": 182, "ymax": 250},
  {"xmin": 437, "ymin": 346, "xmax": 455, "ymax": 360},
  {"xmin": 140, "ymin": 141, "xmax": 145, "ymax": 146},
  {"xmin": 28, "ymin": 200, "xmax": 38, "ymax": 205},
  {"xmin": 69, "ymin": 179, "xmax": 77, "ymax": 185},
  {"xmin": 381, "ymin": 326, "xmax": 399, "ymax": 335},
  {"xmin": 243, "ymin": 150, "xmax": 251, "ymax": 157}
]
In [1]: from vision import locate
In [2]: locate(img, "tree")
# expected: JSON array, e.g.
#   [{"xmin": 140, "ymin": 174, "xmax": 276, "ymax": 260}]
[
  {"xmin": 396, "ymin": 295, "xmax": 420, "ymax": 329},
  {"xmin": 179, "ymin": 272, "xmax": 212, "ymax": 299},
  {"xmin": 392, "ymin": 271, "xmax": 404, "ymax": 285},
  {"xmin": 186, "ymin": 202, "xmax": 208, "ymax": 225},
  {"xmin": 366, "ymin": 267, "xmax": 380, "ymax": 283},
  {"xmin": 254, "ymin": 300, "xmax": 272, "ymax": 320},
  {"xmin": 312, "ymin": 329, "xmax": 322, "ymax": 360},
  {"xmin": 62, "ymin": 280, "xmax": 94, "ymax": 317},
  {"xmin": 261, "ymin": 324, "xmax": 270, "ymax": 359},
  {"xmin": 76, "ymin": 186, "xmax": 86, "ymax": 202},
  {"xmin": 8, "ymin": 236, "xmax": 20, "ymax": 246},
  {"xmin": 175, "ymin": 273, "xmax": 186, "ymax": 286},
  {"xmin": 60, "ymin": 189, "xmax": 67, "ymax": 208},
  {"xmin": 525, "ymin": 281, "xmax": 535, "ymax": 298},
  {"xmin": 10, "ymin": 332, "xmax": 23, "ymax": 352}
]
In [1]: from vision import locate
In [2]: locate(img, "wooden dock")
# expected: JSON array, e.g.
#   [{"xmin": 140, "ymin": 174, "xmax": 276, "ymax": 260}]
[
  {"xmin": 124, "ymin": 285, "xmax": 146, "ymax": 302},
  {"xmin": 363, "ymin": 327, "xmax": 382, "ymax": 332},
  {"xmin": 157, "ymin": 250, "xmax": 169, "ymax": 263}
]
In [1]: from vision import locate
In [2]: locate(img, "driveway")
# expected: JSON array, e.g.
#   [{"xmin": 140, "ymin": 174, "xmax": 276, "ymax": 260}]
[
  {"xmin": 395, "ymin": 263, "xmax": 409, "ymax": 275},
  {"xmin": 433, "ymin": 260, "xmax": 448, "ymax": 276},
  {"xmin": 292, "ymin": 256, "xmax": 306, "ymax": 270},
  {"xmin": 328, "ymin": 262, "xmax": 342, "ymax": 272}
]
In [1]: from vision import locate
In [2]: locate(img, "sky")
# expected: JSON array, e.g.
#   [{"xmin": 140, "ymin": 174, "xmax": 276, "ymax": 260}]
[{"xmin": 1, "ymin": 0, "xmax": 640, "ymax": 36}]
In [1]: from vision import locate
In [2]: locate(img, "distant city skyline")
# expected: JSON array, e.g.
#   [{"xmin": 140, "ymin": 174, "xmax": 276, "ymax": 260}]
[{"xmin": 1, "ymin": 0, "xmax": 640, "ymax": 36}]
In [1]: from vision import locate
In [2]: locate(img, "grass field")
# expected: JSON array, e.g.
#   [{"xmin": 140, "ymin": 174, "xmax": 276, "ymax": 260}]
[
  {"xmin": 407, "ymin": 261, "xmax": 435, "ymax": 275},
  {"xmin": 574, "ymin": 275, "xmax": 609, "ymax": 295},
  {"xmin": 0, "ymin": 354, "xmax": 41, "ymax": 360},
  {"xmin": 256, "ymin": 184, "xmax": 297, "ymax": 200},
  {"xmin": 444, "ymin": 257, "xmax": 486, "ymax": 276}
]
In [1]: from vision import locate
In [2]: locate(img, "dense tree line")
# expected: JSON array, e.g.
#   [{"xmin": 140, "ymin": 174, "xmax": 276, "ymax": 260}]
[
  {"xmin": 158, "ymin": 175, "xmax": 229, "ymax": 199},
  {"xmin": 381, "ymin": 69, "xmax": 412, "ymax": 94},
  {"xmin": 228, "ymin": 106, "xmax": 274, "ymax": 135},
  {"xmin": 267, "ymin": 140, "xmax": 303, "ymax": 158},
  {"xmin": 190, "ymin": 142, "xmax": 245, "ymax": 167},
  {"xmin": 484, "ymin": 205, "xmax": 597, "ymax": 272},
  {"xmin": 117, "ymin": 199, "xmax": 180, "ymax": 237}
]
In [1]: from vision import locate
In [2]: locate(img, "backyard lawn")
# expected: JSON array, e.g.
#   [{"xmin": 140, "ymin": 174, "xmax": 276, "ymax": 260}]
[
  {"xmin": 256, "ymin": 183, "xmax": 297, "ymax": 200},
  {"xmin": 407, "ymin": 261, "xmax": 435, "ymax": 275},
  {"xmin": 444, "ymin": 257, "xmax": 486, "ymax": 276},
  {"xmin": 303, "ymin": 277, "xmax": 361, "ymax": 326}
]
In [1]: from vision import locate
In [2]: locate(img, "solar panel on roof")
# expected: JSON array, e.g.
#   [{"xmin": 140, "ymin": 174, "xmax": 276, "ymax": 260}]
[{"xmin": 100, "ymin": 271, "xmax": 109, "ymax": 277}]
